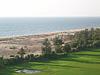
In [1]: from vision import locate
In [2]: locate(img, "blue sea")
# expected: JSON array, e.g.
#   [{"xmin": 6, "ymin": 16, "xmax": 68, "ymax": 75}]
[{"xmin": 0, "ymin": 17, "xmax": 100, "ymax": 37}]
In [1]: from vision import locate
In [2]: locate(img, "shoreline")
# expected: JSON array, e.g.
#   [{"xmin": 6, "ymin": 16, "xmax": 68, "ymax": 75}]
[
  {"xmin": 0, "ymin": 28, "xmax": 85, "ymax": 39},
  {"xmin": 0, "ymin": 26, "xmax": 100, "ymax": 39}
]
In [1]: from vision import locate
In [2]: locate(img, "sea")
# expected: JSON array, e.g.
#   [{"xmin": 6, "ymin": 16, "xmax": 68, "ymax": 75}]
[{"xmin": 0, "ymin": 17, "xmax": 100, "ymax": 37}]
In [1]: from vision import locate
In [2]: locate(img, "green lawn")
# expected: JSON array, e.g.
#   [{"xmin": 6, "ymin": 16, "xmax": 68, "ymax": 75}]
[{"xmin": 1, "ymin": 48, "xmax": 100, "ymax": 75}]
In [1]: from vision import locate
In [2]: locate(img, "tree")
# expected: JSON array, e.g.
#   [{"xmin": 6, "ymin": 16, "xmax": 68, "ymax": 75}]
[
  {"xmin": 53, "ymin": 36, "xmax": 64, "ymax": 53},
  {"xmin": 53, "ymin": 36, "xmax": 63, "ymax": 45},
  {"xmin": 73, "ymin": 29, "xmax": 90, "ymax": 49},
  {"xmin": 42, "ymin": 38, "xmax": 52, "ymax": 55},
  {"xmin": 63, "ymin": 43, "xmax": 71, "ymax": 54},
  {"xmin": 94, "ymin": 28, "xmax": 100, "ymax": 40},
  {"xmin": 17, "ymin": 47, "xmax": 26, "ymax": 59},
  {"xmin": 94, "ymin": 40, "xmax": 100, "ymax": 47},
  {"xmin": 73, "ymin": 28, "xmax": 100, "ymax": 49},
  {"xmin": 54, "ymin": 45, "xmax": 63, "ymax": 53},
  {"xmin": 0, "ymin": 56, "xmax": 4, "ymax": 68}
]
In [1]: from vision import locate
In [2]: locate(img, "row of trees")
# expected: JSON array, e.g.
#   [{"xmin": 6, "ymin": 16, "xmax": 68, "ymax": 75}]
[
  {"xmin": 42, "ymin": 36, "xmax": 71, "ymax": 55},
  {"xmin": 42, "ymin": 28, "xmax": 100, "ymax": 55},
  {"xmin": 73, "ymin": 28, "xmax": 100, "ymax": 49}
]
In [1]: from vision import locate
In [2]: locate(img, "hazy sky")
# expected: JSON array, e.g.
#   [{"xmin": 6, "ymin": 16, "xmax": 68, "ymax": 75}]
[{"xmin": 0, "ymin": 0, "xmax": 100, "ymax": 17}]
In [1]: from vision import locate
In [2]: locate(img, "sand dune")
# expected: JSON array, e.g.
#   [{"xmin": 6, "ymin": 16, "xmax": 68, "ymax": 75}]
[{"xmin": 0, "ymin": 29, "xmax": 83, "ymax": 58}]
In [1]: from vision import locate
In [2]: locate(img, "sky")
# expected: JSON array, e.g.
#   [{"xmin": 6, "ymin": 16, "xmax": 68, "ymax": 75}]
[{"xmin": 0, "ymin": 0, "xmax": 100, "ymax": 17}]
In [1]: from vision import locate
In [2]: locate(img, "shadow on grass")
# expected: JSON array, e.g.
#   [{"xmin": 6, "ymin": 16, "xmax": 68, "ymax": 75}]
[
  {"xmin": 5, "ymin": 63, "xmax": 43, "ymax": 75},
  {"xmin": 45, "ymin": 64, "xmax": 81, "ymax": 69},
  {"xmin": 64, "ymin": 58, "xmax": 100, "ymax": 64},
  {"xmin": 0, "ymin": 67, "xmax": 14, "ymax": 75},
  {"xmin": 3, "ymin": 48, "xmax": 100, "ymax": 75},
  {"xmin": 30, "ymin": 52, "xmax": 100, "ymax": 66},
  {"xmin": 60, "ymin": 50, "xmax": 100, "ymax": 64},
  {"xmin": 81, "ymin": 48, "xmax": 100, "ymax": 52},
  {"xmin": 75, "ymin": 54, "xmax": 100, "ymax": 57}
]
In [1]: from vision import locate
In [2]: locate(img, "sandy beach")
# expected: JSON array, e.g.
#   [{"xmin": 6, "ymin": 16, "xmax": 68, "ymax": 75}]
[{"xmin": 0, "ymin": 29, "xmax": 84, "ymax": 58}]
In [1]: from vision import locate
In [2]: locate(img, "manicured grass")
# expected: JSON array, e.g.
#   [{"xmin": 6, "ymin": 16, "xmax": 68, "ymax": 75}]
[{"xmin": 1, "ymin": 48, "xmax": 100, "ymax": 75}]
